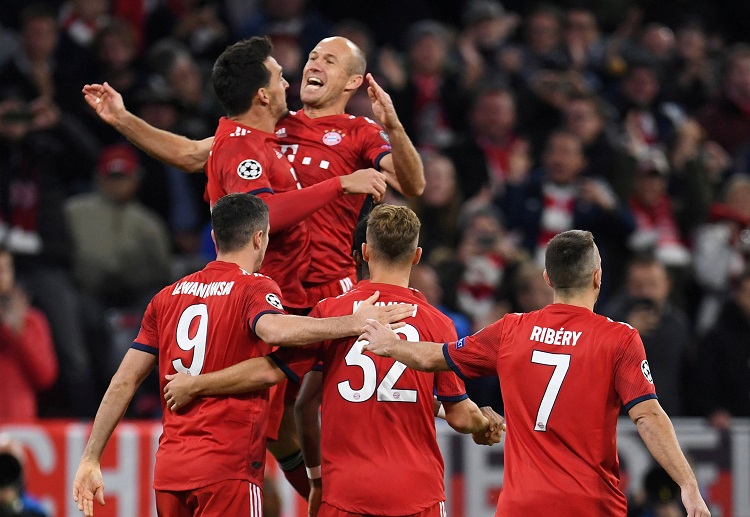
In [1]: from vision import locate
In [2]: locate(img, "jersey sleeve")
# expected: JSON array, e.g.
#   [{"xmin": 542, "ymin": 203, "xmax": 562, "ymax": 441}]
[
  {"xmin": 267, "ymin": 302, "xmax": 326, "ymax": 382},
  {"xmin": 443, "ymin": 319, "xmax": 504, "ymax": 380},
  {"xmin": 357, "ymin": 119, "xmax": 392, "ymax": 170},
  {"xmin": 242, "ymin": 275, "xmax": 286, "ymax": 338},
  {"xmin": 430, "ymin": 319, "xmax": 467, "ymax": 401},
  {"xmin": 614, "ymin": 330, "xmax": 658, "ymax": 411},
  {"xmin": 132, "ymin": 296, "xmax": 159, "ymax": 356},
  {"xmin": 215, "ymin": 138, "xmax": 275, "ymax": 197}
]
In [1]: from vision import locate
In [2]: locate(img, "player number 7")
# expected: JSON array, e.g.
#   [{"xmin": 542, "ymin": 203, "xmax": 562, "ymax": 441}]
[{"xmin": 531, "ymin": 350, "xmax": 571, "ymax": 432}]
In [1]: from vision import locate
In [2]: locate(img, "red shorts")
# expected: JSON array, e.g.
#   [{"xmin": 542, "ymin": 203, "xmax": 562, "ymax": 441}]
[
  {"xmin": 155, "ymin": 479, "xmax": 263, "ymax": 517},
  {"xmin": 318, "ymin": 501, "xmax": 446, "ymax": 517},
  {"xmin": 304, "ymin": 273, "xmax": 357, "ymax": 306}
]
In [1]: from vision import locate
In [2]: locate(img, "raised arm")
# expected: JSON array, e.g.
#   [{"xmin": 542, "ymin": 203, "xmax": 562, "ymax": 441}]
[
  {"xmin": 73, "ymin": 349, "xmax": 157, "ymax": 516},
  {"xmin": 360, "ymin": 318, "xmax": 449, "ymax": 371},
  {"xmin": 366, "ymin": 74, "xmax": 425, "ymax": 197},
  {"xmin": 628, "ymin": 399, "xmax": 711, "ymax": 517},
  {"xmin": 82, "ymin": 82, "xmax": 212, "ymax": 172}
]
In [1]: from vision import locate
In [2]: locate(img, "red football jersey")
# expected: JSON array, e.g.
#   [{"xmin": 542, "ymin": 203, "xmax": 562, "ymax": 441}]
[
  {"xmin": 444, "ymin": 304, "xmax": 657, "ymax": 516},
  {"xmin": 272, "ymin": 282, "xmax": 465, "ymax": 515},
  {"xmin": 275, "ymin": 110, "xmax": 392, "ymax": 287},
  {"xmin": 206, "ymin": 117, "xmax": 310, "ymax": 308},
  {"xmin": 132, "ymin": 261, "xmax": 286, "ymax": 491}
]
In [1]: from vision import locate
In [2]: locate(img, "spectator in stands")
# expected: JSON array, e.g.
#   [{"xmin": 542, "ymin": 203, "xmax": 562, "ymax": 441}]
[
  {"xmin": 699, "ymin": 43, "xmax": 750, "ymax": 172},
  {"xmin": 170, "ymin": 0, "xmax": 229, "ymax": 62},
  {"xmin": 0, "ymin": 96, "xmax": 98, "ymax": 417},
  {"xmin": 410, "ymin": 152, "xmax": 461, "ymax": 259},
  {"xmin": 695, "ymin": 269, "xmax": 750, "ymax": 427},
  {"xmin": 385, "ymin": 20, "xmax": 471, "ymax": 150},
  {"xmin": 409, "ymin": 263, "xmax": 471, "ymax": 339},
  {"xmin": 92, "ymin": 18, "xmax": 147, "ymax": 108},
  {"xmin": 693, "ymin": 174, "xmax": 750, "ymax": 331},
  {"xmin": 444, "ymin": 85, "xmax": 527, "ymax": 201},
  {"xmin": 669, "ymin": 20, "xmax": 717, "ymax": 114},
  {"xmin": 509, "ymin": 261, "xmax": 553, "ymax": 313},
  {"xmin": 604, "ymin": 255, "xmax": 692, "ymax": 416},
  {"xmin": 0, "ymin": 246, "xmax": 57, "ymax": 422},
  {"xmin": 563, "ymin": 5, "xmax": 607, "ymax": 89},
  {"xmin": 0, "ymin": 434, "xmax": 48, "ymax": 516},
  {"xmin": 501, "ymin": 129, "xmax": 634, "ymax": 300}
]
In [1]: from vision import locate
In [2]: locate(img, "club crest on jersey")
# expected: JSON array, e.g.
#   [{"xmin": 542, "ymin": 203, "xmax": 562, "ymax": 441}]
[
  {"xmin": 322, "ymin": 130, "xmax": 344, "ymax": 146},
  {"xmin": 641, "ymin": 360, "xmax": 653, "ymax": 384},
  {"xmin": 276, "ymin": 127, "xmax": 287, "ymax": 138},
  {"xmin": 237, "ymin": 159, "xmax": 262, "ymax": 179},
  {"xmin": 266, "ymin": 293, "xmax": 284, "ymax": 310}
]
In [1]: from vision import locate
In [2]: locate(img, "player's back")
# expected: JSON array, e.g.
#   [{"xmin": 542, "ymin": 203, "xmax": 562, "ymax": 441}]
[
  {"xmin": 206, "ymin": 117, "xmax": 310, "ymax": 308},
  {"xmin": 496, "ymin": 304, "xmax": 652, "ymax": 516},
  {"xmin": 277, "ymin": 111, "xmax": 391, "ymax": 285},
  {"xmin": 142, "ymin": 261, "xmax": 279, "ymax": 491},
  {"xmin": 313, "ymin": 282, "xmax": 464, "ymax": 515}
]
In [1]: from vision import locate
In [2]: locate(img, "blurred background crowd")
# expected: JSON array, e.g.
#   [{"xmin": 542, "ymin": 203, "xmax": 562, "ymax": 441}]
[{"xmin": 0, "ymin": 0, "xmax": 749, "ymax": 444}]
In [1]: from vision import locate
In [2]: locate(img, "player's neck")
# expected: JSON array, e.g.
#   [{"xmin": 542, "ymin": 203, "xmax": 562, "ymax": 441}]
[
  {"xmin": 215, "ymin": 251, "xmax": 259, "ymax": 275},
  {"xmin": 302, "ymin": 101, "xmax": 347, "ymax": 119},
  {"xmin": 552, "ymin": 291, "xmax": 597, "ymax": 311},
  {"xmin": 230, "ymin": 108, "xmax": 277, "ymax": 134},
  {"xmin": 368, "ymin": 265, "xmax": 411, "ymax": 289}
]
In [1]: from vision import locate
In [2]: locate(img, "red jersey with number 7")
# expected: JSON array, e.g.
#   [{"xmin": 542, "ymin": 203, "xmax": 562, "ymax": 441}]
[
  {"xmin": 206, "ymin": 117, "xmax": 310, "ymax": 308},
  {"xmin": 443, "ymin": 304, "xmax": 657, "ymax": 516},
  {"xmin": 271, "ymin": 281, "xmax": 465, "ymax": 515},
  {"xmin": 132, "ymin": 261, "xmax": 285, "ymax": 491},
  {"xmin": 275, "ymin": 110, "xmax": 391, "ymax": 287}
]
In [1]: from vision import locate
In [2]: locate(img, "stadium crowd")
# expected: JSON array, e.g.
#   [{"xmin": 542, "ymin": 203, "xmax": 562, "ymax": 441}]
[{"xmin": 0, "ymin": 0, "xmax": 749, "ymax": 464}]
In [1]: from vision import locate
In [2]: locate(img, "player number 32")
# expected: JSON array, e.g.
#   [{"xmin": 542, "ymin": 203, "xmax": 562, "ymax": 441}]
[{"xmin": 338, "ymin": 323, "xmax": 420, "ymax": 403}]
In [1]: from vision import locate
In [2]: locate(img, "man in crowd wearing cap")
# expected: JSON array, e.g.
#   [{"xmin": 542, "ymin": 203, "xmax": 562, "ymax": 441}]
[{"xmin": 64, "ymin": 143, "xmax": 172, "ymax": 387}]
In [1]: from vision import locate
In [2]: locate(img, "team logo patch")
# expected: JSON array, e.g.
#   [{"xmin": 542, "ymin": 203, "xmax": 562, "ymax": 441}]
[
  {"xmin": 237, "ymin": 159, "xmax": 262, "ymax": 179},
  {"xmin": 641, "ymin": 360, "xmax": 653, "ymax": 384},
  {"xmin": 266, "ymin": 293, "xmax": 284, "ymax": 310},
  {"xmin": 276, "ymin": 127, "xmax": 287, "ymax": 138},
  {"xmin": 379, "ymin": 130, "xmax": 390, "ymax": 143},
  {"xmin": 322, "ymin": 130, "xmax": 343, "ymax": 146},
  {"xmin": 455, "ymin": 337, "xmax": 466, "ymax": 349}
]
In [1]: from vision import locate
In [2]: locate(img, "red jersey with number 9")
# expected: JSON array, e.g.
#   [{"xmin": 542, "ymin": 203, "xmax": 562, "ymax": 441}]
[
  {"xmin": 132, "ymin": 261, "xmax": 285, "ymax": 491},
  {"xmin": 271, "ymin": 281, "xmax": 465, "ymax": 515},
  {"xmin": 275, "ymin": 110, "xmax": 392, "ymax": 287},
  {"xmin": 444, "ymin": 304, "xmax": 657, "ymax": 516}
]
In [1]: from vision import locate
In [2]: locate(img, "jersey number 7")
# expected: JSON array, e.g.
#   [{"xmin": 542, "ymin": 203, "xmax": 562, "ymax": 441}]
[{"xmin": 531, "ymin": 350, "xmax": 571, "ymax": 432}]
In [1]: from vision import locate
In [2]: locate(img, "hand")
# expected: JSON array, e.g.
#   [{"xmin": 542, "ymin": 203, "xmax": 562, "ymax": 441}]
[
  {"xmin": 360, "ymin": 318, "xmax": 401, "ymax": 357},
  {"xmin": 366, "ymin": 73, "xmax": 402, "ymax": 131},
  {"xmin": 578, "ymin": 178, "xmax": 616, "ymax": 210},
  {"xmin": 164, "ymin": 373, "xmax": 198, "ymax": 411},
  {"xmin": 680, "ymin": 485, "xmax": 711, "ymax": 517},
  {"xmin": 307, "ymin": 478, "xmax": 322, "ymax": 517},
  {"xmin": 73, "ymin": 460, "xmax": 105, "ymax": 516},
  {"xmin": 506, "ymin": 139, "xmax": 532, "ymax": 185},
  {"xmin": 1, "ymin": 287, "xmax": 28, "ymax": 334},
  {"xmin": 352, "ymin": 292, "xmax": 414, "ymax": 331},
  {"xmin": 377, "ymin": 48, "xmax": 407, "ymax": 91},
  {"xmin": 473, "ymin": 407, "xmax": 506, "ymax": 446},
  {"xmin": 340, "ymin": 168, "xmax": 387, "ymax": 202},
  {"xmin": 626, "ymin": 307, "xmax": 660, "ymax": 336},
  {"xmin": 29, "ymin": 96, "xmax": 61, "ymax": 131},
  {"xmin": 82, "ymin": 82, "xmax": 127, "ymax": 127}
]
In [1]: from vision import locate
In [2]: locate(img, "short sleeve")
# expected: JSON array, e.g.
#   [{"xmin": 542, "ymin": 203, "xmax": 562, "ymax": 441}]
[
  {"xmin": 132, "ymin": 297, "xmax": 159, "ymax": 355},
  {"xmin": 215, "ymin": 138, "xmax": 275, "ymax": 197},
  {"xmin": 434, "ymin": 371, "xmax": 467, "ymax": 402},
  {"xmin": 356, "ymin": 119, "xmax": 392, "ymax": 169},
  {"xmin": 269, "ymin": 345, "xmax": 323, "ymax": 383},
  {"xmin": 614, "ymin": 331, "xmax": 658, "ymax": 411},
  {"xmin": 443, "ymin": 319, "xmax": 504, "ymax": 380},
  {"xmin": 242, "ymin": 275, "xmax": 286, "ymax": 337}
]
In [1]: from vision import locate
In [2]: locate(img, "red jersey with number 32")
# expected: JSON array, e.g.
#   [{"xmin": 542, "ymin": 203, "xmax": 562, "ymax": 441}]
[
  {"xmin": 444, "ymin": 304, "xmax": 657, "ymax": 516},
  {"xmin": 206, "ymin": 117, "xmax": 309, "ymax": 308},
  {"xmin": 132, "ymin": 261, "xmax": 285, "ymax": 491},
  {"xmin": 271, "ymin": 282, "xmax": 465, "ymax": 514},
  {"xmin": 275, "ymin": 110, "xmax": 391, "ymax": 286}
]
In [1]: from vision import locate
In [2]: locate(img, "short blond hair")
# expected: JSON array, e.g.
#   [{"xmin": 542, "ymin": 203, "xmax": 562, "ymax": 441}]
[{"xmin": 366, "ymin": 204, "xmax": 421, "ymax": 263}]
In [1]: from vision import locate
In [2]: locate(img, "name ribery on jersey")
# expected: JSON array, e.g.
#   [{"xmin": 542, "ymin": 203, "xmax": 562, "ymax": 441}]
[
  {"xmin": 529, "ymin": 325, "xmax": 583, "ymax": 346},
  {"xmin": 171, "ymin": 281, "xmax": 235, "ymax": 298}
]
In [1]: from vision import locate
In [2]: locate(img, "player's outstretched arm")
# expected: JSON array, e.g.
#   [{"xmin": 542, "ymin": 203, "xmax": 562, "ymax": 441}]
[
  {"xmin": 163, "ymin": 355, "xmax": 285, "ymax": 411},
  {"xmin": 255, "ymin": 292, "xmax": 414, "ymax": 346},
  {"xmin": 73, "ymin": 349, "xmax": 157, "ymax": 516},
  {"xmin": 366, "ymin": 73, "xmax": 425, "ymax": 197},
  {"xmin": 629, "ymin": 399, "xmax": 711, "ymax": 517},
  {"xmin": 442, "ymin": 399, "xmax": 494, "ymax": 437},
  {"xmin": 360, "ymin": 319, "xmax": 449, "ymax": 371},
  {"xmin": 82, "ymin": 82, "xmax": 212, "ymax": 172}
]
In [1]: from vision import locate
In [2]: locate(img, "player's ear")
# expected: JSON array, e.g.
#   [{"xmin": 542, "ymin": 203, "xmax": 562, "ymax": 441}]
[
  {"xmin": 412, "ymin": 247, "xmax": 423, "ymax": 266},
  {"xmin": 211, "ymin": 230, "xmax": 217, "ymax": 249},
  {"xmin": 345, "ymin": 74, "xmax": 363, "ymax": 93},
  {"xmin": 362, "ymin": 243, "xmax": 370, "ymax": 263},
  {"xmin": 593, "ymin": 267, "xmax": 602, "ymax": 291},
  {"xmin": 257, "ymin": 87, "xmax": 270, "ymax": 106},
  {"xmin": 252, "ymin": 229, "xmax": 263, "ymax": 249},
  {"xmin": 542, "ymin": 269, "xmax": 554, "ymax": 289}
]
